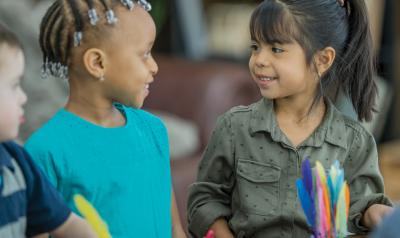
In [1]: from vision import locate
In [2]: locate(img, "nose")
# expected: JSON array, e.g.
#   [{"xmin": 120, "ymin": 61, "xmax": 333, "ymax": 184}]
[
  {"xmin": 149, "ymin": 55, "xmax": 158, "ymax": 76},
  {"xmin": 19, "ymin": 87, "xmax": 27, "ymax": 106},
  {"xmin": 253, "ymin": 49, "xmax": 272, "ymax": 68}
]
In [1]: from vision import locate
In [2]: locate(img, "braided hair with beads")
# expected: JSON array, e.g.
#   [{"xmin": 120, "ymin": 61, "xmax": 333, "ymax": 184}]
[{"xmin": 39, "ymin": 0, "xmax": 152, "ymax": 80}]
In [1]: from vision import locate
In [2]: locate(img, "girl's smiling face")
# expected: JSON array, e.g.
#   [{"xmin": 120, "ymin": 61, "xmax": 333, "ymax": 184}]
[
  {"xmin": 249, "ymin": 40, "xmax": 319, "ymax": 102},
  {"xmin": 101, "ymin": 5, "xmax": 158, "ymax": 108},
  {"xmin": 67, "ymin": 4, "xmax": 158, "ymax": 110}
]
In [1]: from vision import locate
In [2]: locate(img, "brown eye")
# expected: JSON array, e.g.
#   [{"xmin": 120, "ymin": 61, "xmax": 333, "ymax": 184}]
[
  {"xmin": 250, "ymin": 42, "xmax": 260, "ymax": 52},
  {"xmin": 271, "ymin": 47, "xmax": 284, "ymax": 53}
]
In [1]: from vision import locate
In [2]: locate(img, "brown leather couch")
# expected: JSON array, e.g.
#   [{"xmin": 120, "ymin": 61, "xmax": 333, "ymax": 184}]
[{"xmin": 143, "ymin": 55, "xmax": 260, "ymax": 233}]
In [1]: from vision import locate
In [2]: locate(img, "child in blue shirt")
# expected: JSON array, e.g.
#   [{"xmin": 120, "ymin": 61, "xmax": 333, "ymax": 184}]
[
  {"xmin": 25, "ymin": 1, "xmax": 185, "ymax": 237},
  {"xmin": 0, "ymin": 22, "xmax": 97, "ymax": 238}
]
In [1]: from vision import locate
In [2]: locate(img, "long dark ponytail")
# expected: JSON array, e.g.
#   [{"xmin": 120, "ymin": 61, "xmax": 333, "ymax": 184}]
[{"xmin": 336, "ymin": 0, "xmax": 377, "ymax": 121}]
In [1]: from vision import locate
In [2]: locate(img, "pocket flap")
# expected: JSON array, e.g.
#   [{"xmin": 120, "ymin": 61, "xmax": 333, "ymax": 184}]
[{"xmin": 237, "ymin": 159, "xmax": 280, "ymax": 183}]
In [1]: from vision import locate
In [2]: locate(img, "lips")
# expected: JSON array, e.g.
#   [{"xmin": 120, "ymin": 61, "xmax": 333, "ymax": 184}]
[
  {"xmin": 143, "ymin": 82, "xmax": 151, "ymax": 98},
  {"xmin": 259, "ymin": 76, "xmax": 276, "ymax": 81},
  {"xmin": 254, "ymin": 73, "xmax": 278, "ymax": 88},
  {"xmin": 255, "ymin": 73, "xmax": 278, "ymax": 80}
]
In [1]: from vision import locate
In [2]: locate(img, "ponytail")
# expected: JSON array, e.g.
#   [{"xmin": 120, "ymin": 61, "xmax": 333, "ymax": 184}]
[{"xmin": 336, "ymin": 0, "xmax": 377, "ymax": 121}]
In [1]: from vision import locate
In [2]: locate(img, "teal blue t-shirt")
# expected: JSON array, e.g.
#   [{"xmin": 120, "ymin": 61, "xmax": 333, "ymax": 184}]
[{"xmin": 25, "ymin": 105, "xmax": 172, "ymax": 238}]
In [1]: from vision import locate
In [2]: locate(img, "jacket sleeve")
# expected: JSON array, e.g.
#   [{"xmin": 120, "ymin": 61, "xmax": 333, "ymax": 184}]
[
  {"xmin": 345, "ymin": 128, "xmax": 392, "ymax": 234},
  {"xmin": 187, "ymin": 114, "xmax": 235, "ymax": 238}
]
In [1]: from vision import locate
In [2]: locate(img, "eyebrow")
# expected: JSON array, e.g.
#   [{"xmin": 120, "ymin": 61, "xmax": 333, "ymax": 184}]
[{"xmin": 251, "ymin": 39, "xmax": 286, "ymax": 46}]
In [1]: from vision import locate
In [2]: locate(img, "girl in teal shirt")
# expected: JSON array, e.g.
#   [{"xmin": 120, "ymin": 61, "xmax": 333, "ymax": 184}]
[{"xmin": 25, "ymin": 1, "xmax": 185, "ymax": 237}]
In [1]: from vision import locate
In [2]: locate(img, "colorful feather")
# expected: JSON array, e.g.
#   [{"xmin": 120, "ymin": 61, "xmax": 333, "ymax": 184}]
[
  {"xmin": 302, "ymin": 157, "xmax": 313, "ymax": 195},
  {"xmin": 335, "ymin": 184, "xmax": 348, "ymax": 238},
  {"xmin": 296, "ymin": 158, "xmax": 350, "ymax": 238},
  {"xmin": 316, "ymin": 171, "xmax": 325, "ymax": 237},
  {"xmin": 316, "ymin": 161, "xmax": 332, "ymax": 236},
  {"xmin": 296, "ymin": 179, "xmax": 314, "ymax": 226},
  {"xmin": 74, "ymin": 194, "xmax": 112, "ymax": 238}
]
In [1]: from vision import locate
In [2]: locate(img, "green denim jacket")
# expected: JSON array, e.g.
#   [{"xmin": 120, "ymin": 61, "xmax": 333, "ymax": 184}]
[{"xmin": 187, "ymin": 99, "xmax": 391, "ymax": 238}]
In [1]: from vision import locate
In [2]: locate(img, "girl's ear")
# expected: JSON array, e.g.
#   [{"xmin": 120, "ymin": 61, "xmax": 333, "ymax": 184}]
[
  {"xmin": 314, "ymin": 46, "xmax": 336, "ymax": 76},
  {"xmin": 82, "ymin": 48, "xmax": 107, "ymax": 79}
]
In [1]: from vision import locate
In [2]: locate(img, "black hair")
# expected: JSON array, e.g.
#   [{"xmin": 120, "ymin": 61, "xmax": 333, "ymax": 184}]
[
  {"xmin": 250, "ymin": 0, "xmax": 376, "ymax": 121},
  {"xmin": 39, "ymin": 0, "xmax": 150, "ymax": 78},
  {"xmin": 0, "ymin": 21, "xmax": 23, "ymax": 50}
]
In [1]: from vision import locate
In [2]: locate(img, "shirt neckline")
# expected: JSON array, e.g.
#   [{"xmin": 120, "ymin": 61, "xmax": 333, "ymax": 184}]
[{"xmin": 59, "ymin": 104, "xmax": 130, "ymax": 130}]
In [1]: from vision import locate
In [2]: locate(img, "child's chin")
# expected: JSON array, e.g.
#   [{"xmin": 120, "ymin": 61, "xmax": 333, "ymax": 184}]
[
  {"xmin": 260, "ymin": 93, "xmax": 275, "ymax": 100},
  {"xmin": 130, "ymin": 100, "xmax": 144, "ymax": 109},
  {"xmin": 0, "ymin": 130, "xmax": 18, "ymax": 142}
]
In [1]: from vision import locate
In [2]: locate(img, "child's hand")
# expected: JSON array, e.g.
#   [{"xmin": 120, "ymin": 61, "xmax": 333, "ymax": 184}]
[
  {"xmin": 209, "ymin": 219, "xmax": 234, "ymax": 238},
  {"xmin": 203, "ymin": 230, "xmax": 214, "ymax": 238},
  {"xmin": 362, "ymin": 204, "xmax": 393, "ymax": 228},
  {"xmin": 172, "ymin": 226, "xmax": 187, "ymax": 238}
]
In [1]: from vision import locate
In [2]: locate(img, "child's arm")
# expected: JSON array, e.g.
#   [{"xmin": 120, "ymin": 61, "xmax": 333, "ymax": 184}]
[
  {"xmin": 362, "ymin": 203, "xmax": 393, "ymax": 228},
  {"xmin": 6, "ymin": 143, "xmax": 94, "ymax": 237},
  {"xmin": 344, "ymin": 128, "xmax": 393, "ymax": 233},
  {"xmin": 187, "ymin": 114, "xmax": 235, "ymax": 237},
  {"xmin": 50, "ymin": 213, "xmax": 98, "ymax": 238},
  {"xmin": 209, "ymin": 218, "xmax": 234, "ymax": 238}
]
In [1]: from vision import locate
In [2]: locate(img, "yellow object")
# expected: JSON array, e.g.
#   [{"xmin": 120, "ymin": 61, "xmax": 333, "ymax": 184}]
[{"xmin": 73, "ymin": 194, "xmax": 112, "ymax": 238}]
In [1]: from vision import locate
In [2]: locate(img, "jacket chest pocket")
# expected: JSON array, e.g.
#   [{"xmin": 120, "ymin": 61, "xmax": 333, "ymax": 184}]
[{"xmin": 236, "ymin": 159, "xmax": 281, "ymax": 215}]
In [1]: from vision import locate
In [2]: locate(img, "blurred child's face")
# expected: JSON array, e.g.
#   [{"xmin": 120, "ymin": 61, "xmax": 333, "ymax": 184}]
[
  {"xmin": 0, "ymin": 45, "xmax": 27, "ymax": 141},
  {"xmin": 249, "ymin": 40, "xmax": 319, "ymax": 102},
  {"xmin": 102, "ymin": 5, "xmax": 158, "ymax": 108}
]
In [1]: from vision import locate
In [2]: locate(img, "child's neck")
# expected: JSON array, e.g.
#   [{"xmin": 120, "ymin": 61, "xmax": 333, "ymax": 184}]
[
  {"xmin": 65, "ymin": 95, "xmax": 126, "ymax": 128},
  {"xmin": 274, "ymin": 95, "xmax": 325, "ymax": 121},
  {"xmin": 65, "ymin": 76, "xmax": 127, "ymax": 128},
  {"xmin": 274, "ymin": 97, "xmax": 326, "ymax": 148}
]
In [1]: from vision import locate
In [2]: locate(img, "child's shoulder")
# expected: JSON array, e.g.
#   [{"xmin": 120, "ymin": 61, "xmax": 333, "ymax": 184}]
[
  {"xmin": 330, "ymin": 105, "xmax": 375, "ymax": 145},
  {"xmin": 225, "ymin": 99, "xmax": 261, "ymax": 115},
  {"xmin": 31, "ymin": 109, "xmax": 68, "ymax": 133},
  {"xmin": 25, "ymin": 111, "xmax": 66, "ymax": 151},
  {"xmin": 1, "ymin": 141, "xmax": 25, "ymax": 160},
  {"xmin": 331, "ymin": 106, "xmax": 370, "ymax": 135},
  {"xmin": 221, "ymin": 99, "xmax": 266, "ymax": 122},
  {"xmin": 124, "ymin": 106, "xmax": 162, "ymax": 122},
  {"xmin": 1, "ymin": 141, "xmax": 31, "ymax": 172},
  {"xmin": 123, "ymin": 106, "xmax": 166, "ymax": 130}
]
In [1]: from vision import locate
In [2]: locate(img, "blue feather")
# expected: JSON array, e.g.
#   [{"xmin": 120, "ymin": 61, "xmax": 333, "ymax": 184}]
[
  {"xmin": 296, "ymin": 179, "xmax": 315, "ymax": 227},
  {"xmin": 327, "ymin": 175, "xmax": 337, "ymax": 236},
  {"xmin": 327, "ymin": 175, "xmax": 335, "ymax": 209},
  {"xmin": 302, "ymin": 157, "xmax": 313, "ymax": 196}
]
